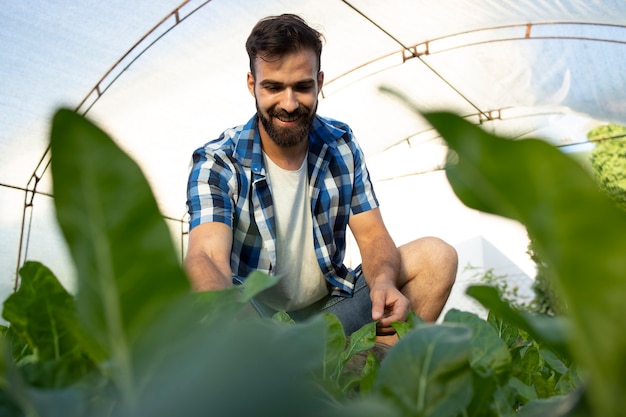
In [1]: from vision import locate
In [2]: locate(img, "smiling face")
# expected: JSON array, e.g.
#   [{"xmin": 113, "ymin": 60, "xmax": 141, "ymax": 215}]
[{"xmin": 247, "ymin": 49, "xmax": 324, "ymax": 149}]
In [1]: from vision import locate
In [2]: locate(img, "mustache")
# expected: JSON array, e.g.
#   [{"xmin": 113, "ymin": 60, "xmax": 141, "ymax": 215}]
[{"xmin": 268, "ymin": 106, "xmax": 308, "ymax": 119}]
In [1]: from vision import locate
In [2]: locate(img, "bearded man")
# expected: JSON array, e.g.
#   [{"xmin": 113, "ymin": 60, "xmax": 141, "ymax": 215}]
[{"xmin": 184, "ymin": 13, "xmax": 457, "ymax": 345}]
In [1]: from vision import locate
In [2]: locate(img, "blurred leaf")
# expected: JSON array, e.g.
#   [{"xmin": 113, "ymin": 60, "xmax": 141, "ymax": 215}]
[
  {"xmin": 518, "ymin": 389, "xmax": 589, "ymax": 417},
  {"xmin": 189, "ymin": 287, "xmax": 245, "ymax": 321},
  {"xmin": 320, "ymin": 396, "xmax": 401, "ymax": 417},
  {"xmin": 358, "ymin": 352, "xmax": 380, "ymax": 394},
  {"xmin": 467, "ymin": 285, "xmax": 570, "ymax": 359},
  {"xmin": 423, "ymin": 111, "xmax": 626, "ymax": 417},
  {"xmin": 407, "ymin": 311, "xmax": 426, "ymax": 327},
  {"xmin": 50, "ymin": 109, "xmax": 190, "ymax": 405},
  {"xmin": 373, "ymin": 323, "xmax": 473, "ymax": 417},
  {"xmin": 2, "ymin": 262, "xmax": 101, "ymax": 387},
  {"xmin": 444, "ymin": 309, "xmax": 511, "ymax": 381},
  {"xmin": 119, "ymin": 315, "xmax": 340, "ymax": 417},
  {"xmin": 508, "ymin": 376, "xmax": 538, "ymax": 403},
  {"xmin": 540, "ymin": 349, "xmax": 568, "ymax": 375},
  {"xmin": 465, "ymin": 371, "xmax": 500, "ymax": 417},
  {"xmin": 186, "ymin": 272, "xmax": 278, "ymax": 324},
  {"xmin": 272, "ymin": 311, "xmax": 295, "ymax": 324},
  {"xmin": 320, "ymin": 313, "xmax": 346, "ymax": 381},
  {"xmin": 445, "ymin": 310, "xmax": 514, "ymax": 416},
  {"xmin": 240, "ymin": 271, "xmax": 279, "ymax": 302}
]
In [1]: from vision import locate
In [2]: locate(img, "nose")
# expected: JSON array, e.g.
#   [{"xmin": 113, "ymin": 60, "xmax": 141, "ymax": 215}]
[{"xmin": 280, "ymin": 88, "xmax": 299, "ymax": 113}]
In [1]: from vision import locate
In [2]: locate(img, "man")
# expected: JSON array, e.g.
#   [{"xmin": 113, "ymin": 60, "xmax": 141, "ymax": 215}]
[{"xmin": 185, "ymin": 13, "xmax": 457, "ymax": 345}]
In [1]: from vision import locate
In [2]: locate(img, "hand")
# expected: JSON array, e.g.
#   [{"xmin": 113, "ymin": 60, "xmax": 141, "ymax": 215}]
[{"xmin": 370, "ymin": 282, "xmax": 410, "ymax": 335}]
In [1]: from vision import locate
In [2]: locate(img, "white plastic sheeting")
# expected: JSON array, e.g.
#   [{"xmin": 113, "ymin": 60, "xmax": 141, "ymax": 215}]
[{"xmin": 1, "ymin": 0, "xmax": 625, "ymax": 308}]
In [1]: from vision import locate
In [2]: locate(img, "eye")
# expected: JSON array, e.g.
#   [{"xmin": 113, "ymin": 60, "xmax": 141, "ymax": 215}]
[
  {"xmin": 294, "ymin": 82, "xmax": 315, "ymax": 92},
  {"xmin": 260, "ymin": 82, "xmax": 283, "ymax": 93}
]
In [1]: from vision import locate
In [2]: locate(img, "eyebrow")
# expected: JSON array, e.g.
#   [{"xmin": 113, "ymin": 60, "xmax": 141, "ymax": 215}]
[{"xmin": 259, "ymin": 78, "xmax": 316, "ymax": 89}]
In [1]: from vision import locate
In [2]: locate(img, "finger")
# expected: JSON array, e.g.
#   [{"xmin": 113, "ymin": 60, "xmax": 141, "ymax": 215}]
[
  {"xmin": 371, "ymin": 291, "xmax": 386, "ymax": 321},
  {"xmin": 378, "ymin": 313, "xmax": 402, "ymax": 328},
  {"xmin": 379, "ymin": 302, "xmax": 409, "ymax": 326}
]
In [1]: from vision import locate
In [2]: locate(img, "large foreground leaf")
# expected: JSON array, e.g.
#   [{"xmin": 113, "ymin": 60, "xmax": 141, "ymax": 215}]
[
  {"xmin": 50, "ymin": 109, "xmax": 190, "ymax": 402},
  {"xmin": 423, "ymin": 111, "xmax": 626, "ymax": 417},
  {"xmin": 124, "ymin": 314, "xmax": 399, "ymax": 417}
]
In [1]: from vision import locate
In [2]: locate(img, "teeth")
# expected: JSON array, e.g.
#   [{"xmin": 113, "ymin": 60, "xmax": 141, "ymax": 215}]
[{"xmin": 277, "ymin": 115, "xmax": 298, "ymax": 122}]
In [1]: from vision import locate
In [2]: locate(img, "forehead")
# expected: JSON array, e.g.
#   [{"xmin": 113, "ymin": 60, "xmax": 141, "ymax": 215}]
[{"xmin": 253, "ymin": 49, "xmax": 319, "ymax": 81}]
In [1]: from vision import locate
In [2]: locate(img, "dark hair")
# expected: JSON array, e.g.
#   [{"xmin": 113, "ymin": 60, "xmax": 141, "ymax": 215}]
[{"xmin": 245, "ymin": 14, "xmax": 324, "ymax": 75}]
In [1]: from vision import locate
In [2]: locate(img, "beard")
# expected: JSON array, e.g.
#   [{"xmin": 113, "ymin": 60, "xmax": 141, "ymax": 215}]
[{"xmin": 257, "ymin": 101, "xmax": 317, "ymax": 148}]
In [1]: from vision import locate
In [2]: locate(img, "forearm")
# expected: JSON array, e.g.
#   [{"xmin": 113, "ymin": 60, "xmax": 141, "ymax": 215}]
[
  {"xmin": 360, "ymin": 233, "xmax": 401, "ymax": 289},
  {"xmin": 183, "ymin": 251, "xmax": 233, "ymax": 291},
  {"xmin": 360, "ymin": 233, "xmax": 407, "ymax": 327}
]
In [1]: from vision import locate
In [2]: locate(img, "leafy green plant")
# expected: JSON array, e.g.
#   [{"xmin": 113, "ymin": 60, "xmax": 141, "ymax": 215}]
[
  {"xmin": 588, "ymin": 123, "xmax": 626, "ymax": 211},
  {"xmin": 527, "ymin": 239, "xmax": 564, "ymax": 316},
  {"xmin": 421, "ymin": 111, "xmax": 626, "ymax": 417},
  {"xmin": 0, "ymin": 109, "xmax": 396, "ymax": 417},
  {"xmin": 464, "ymin": 263, "xmax": 532, "ymax": 311},
  {"xmin": 1, "ymin": 106, "xmax": 625, "ymax": 416}
]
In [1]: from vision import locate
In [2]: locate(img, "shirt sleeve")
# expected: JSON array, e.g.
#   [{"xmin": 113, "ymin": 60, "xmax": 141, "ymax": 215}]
[
  {"xmin": 186, "ymin": 145, "xmax": 236, "ymax": 230},
  {"xmin": 349, "ymin": 134, "xmax": 379, "ymax": 215}
]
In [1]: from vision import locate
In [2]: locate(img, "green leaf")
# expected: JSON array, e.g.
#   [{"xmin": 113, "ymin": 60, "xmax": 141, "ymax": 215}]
[
  {"xmin": 358, "ymin": 352, "xmax": 380, "ymax": 394},
  {"xmin": 2, "ymin": 262, "xmax": 102, "ymax": 387},
  {"xmin": 240, "ymin": 271, "xmax": 279, "ymax": 302},
  {"xmin": 373, "ymin": 323, "xmax": 473, "ymax": 417},
  {"xmin": 467, "ymin": 285, "xmax": 570, "ymax": 359},
  {"xmin": 272, "ymin": 310, "xmax": 295, "ymax": 324},
  {"xmin": 50, "ymin": 109, "xmax": 190, "ymax": 404},
  {"xmin": 508, "ymin": 376, "xmax": 538, "ymax": 403},
  {"xmin": 423, "ymin": 111, "xmax": 626, "ymax": 417},
  {"xmin": 120, "ymin": 315, "xmax": 339, "ymax": 417},
  {"xmin": 392, "ymin": 311, "xmax": 424, "ymax": 339},
  {"xmin": 322, "ymin": 397, "xmax": 402, "ymax": 417},
  {"xmin": 489, "ymin": 385, "xmax": 517, "ymax": 417},
  {"xmin": 320, "ymin": 313, "xmax": 346, "ymax": 381},
  {"xmin": 465, "ymin": 371, "xmax": 500, "ymax": 417},
  {"xmin": 3, "ymin": 262, "xmax": 77, "ymax": 362},
  {"xmin": 517, "ymin": 389, "xmax": 588, "ymax": 417},
  {"xmin": 190, "ymin": 287, "xmax": 247, "ymax": 323},
  {"xmin": 540, "ymin": 349, "xmax": 568, "ymax": 375},
  {"xmin": 444, "ymin": 309, "xmax": 512, "ymax": 381},
  {"xmin": 391, "ymin": 321, "xmax": 412, "ymax": 339},
  {"xmin": 341, "ymin": 321, "xmax": 376, "ymax": 365}
]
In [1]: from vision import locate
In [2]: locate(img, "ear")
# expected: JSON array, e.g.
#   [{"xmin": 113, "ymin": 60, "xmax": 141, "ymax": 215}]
[
  {"xmin": 317, "ymin": 71, "xmax": 324, "ymax": 93},
  {"xmin": 247, "ymin": 72, "xmax": 255, "ymax": 96}
]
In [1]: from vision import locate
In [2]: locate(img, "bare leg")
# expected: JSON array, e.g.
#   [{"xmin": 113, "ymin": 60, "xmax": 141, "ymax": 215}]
[{"xmin": 376, "ymin": 237, "xmax": 458, "ymax": 345}]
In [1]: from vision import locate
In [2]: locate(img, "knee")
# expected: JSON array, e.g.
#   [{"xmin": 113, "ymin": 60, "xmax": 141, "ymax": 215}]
[
  {"xmin": 431, "ymin": 237, "xmax": 458, "ymax": 272},
  {"xmin": 400, "ymin": 236, "xmax": 458, "ymax": 287},
  {"xmin": 426, "ymin": 237, "xmax": 458, "ymax": 282}
]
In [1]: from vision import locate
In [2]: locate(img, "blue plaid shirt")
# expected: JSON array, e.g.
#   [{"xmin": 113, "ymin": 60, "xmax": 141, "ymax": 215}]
[{"xmin": 186, "ymin": 114, "xmax": 378, "ymax": 296}]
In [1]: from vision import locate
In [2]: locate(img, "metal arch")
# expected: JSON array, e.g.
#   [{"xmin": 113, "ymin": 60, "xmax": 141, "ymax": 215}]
[
  {"xmin": 320, "ymin": 20, "xmax": 626, "ymax": 100},
  {"xmin": 14, "ymin": 0, "xmax": 214, "ymax": 289}
]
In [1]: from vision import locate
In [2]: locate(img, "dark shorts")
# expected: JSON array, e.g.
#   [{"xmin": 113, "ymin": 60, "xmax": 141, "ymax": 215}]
[{"xmin": 236, "ymin": 266, "xmax": 373, "ymax": 335}]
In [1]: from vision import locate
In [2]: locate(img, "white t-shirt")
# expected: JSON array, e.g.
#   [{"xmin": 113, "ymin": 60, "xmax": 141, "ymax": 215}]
[{"xmin": 255, "ymin": 153, "xmax": 329, "ymax": 311}]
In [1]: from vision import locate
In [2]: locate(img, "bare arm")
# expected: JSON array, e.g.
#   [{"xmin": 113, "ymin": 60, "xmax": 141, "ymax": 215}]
[
  {"xmin": 349, "ymin": 208, "xmax": 408, "ymax": 332},
  {"xmin": 184, "ymin": 222, "xmax": 233, "ymax": 291}
]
